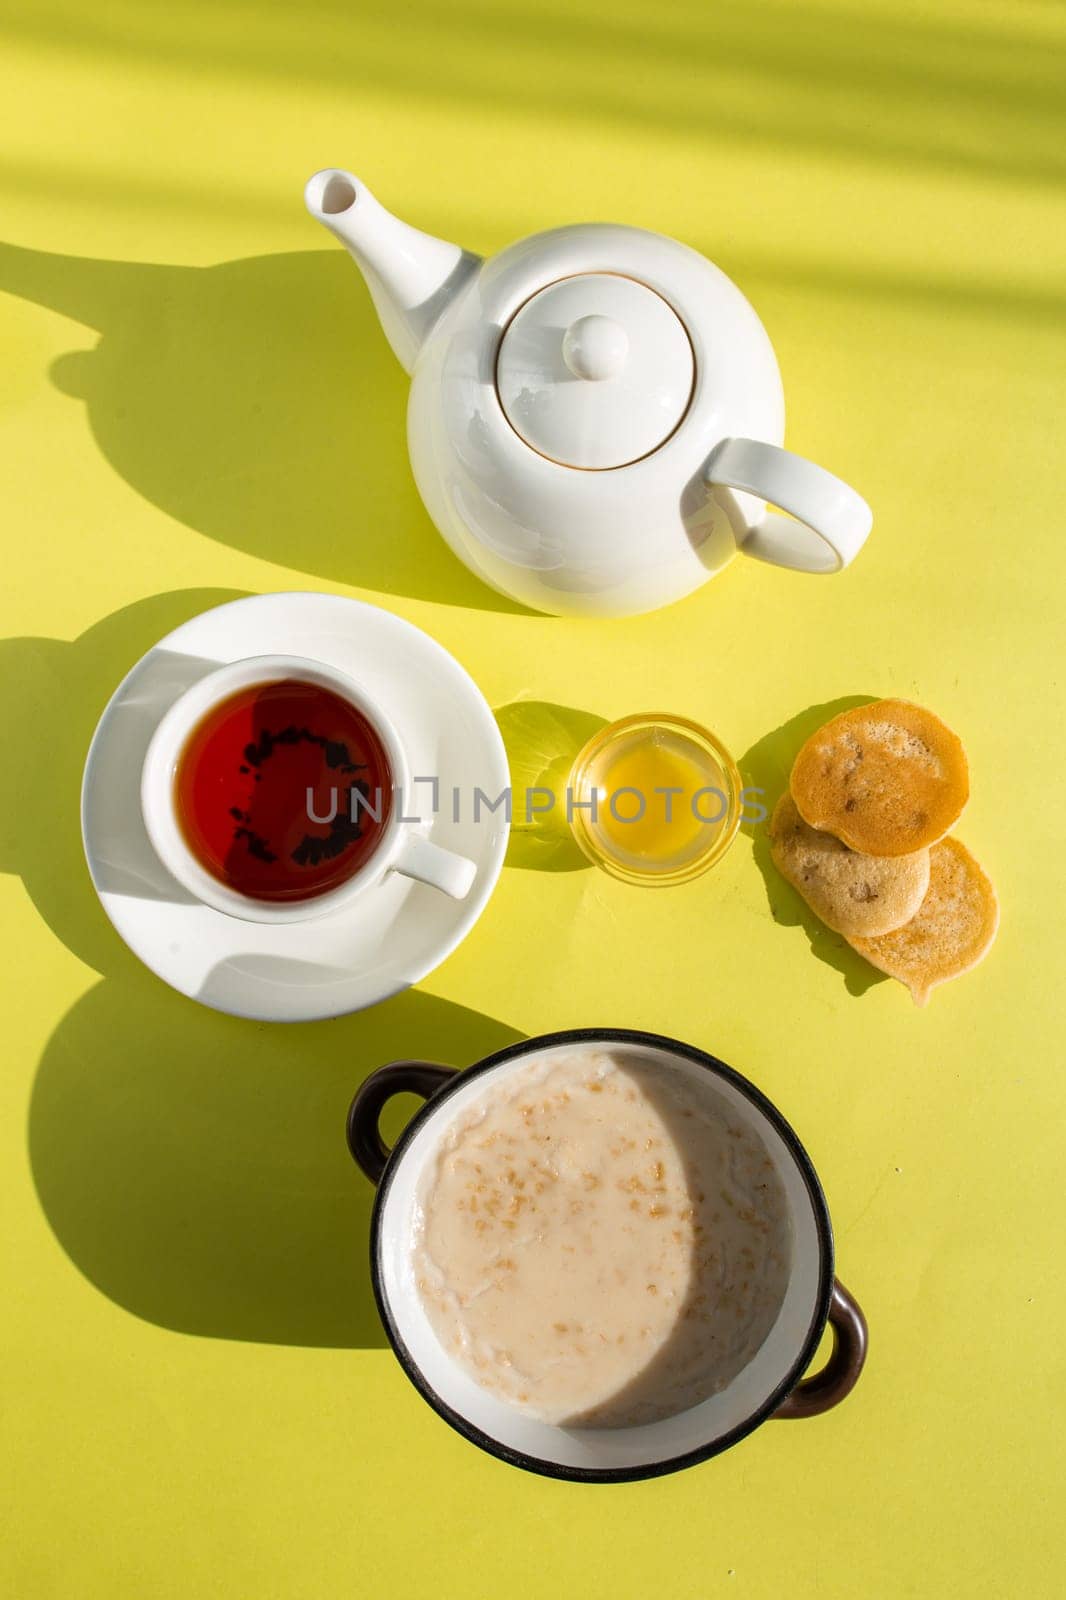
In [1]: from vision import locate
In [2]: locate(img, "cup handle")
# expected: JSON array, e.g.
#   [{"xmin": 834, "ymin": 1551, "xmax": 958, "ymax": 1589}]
[
  {"xmin": 346, "ymin": 1060, "xmax": 458, "ymax": 1184},
  {"xmin": 391, "ymin": 833, "xmax": 477, "ymax": 900},
  {"xmin": 774, "ymin": 1279, "xmax": 868, "ymax": 1418},
  {"xmin": 703, "ymin": 437, "xmax": 872, "ymax": 574}
]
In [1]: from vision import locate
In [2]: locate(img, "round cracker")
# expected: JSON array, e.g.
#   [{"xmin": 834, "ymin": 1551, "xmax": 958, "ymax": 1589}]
[
  {"xmin": 847, "ymin": 837, "xmax": 998, "ymax": 1005},
  {"xmin": 769, "ymin": 792, "xmax": 930, "ymax": 937},
  {"xmin": 790, "ymin": 699, "xmax": 969, "ymax": 856}
]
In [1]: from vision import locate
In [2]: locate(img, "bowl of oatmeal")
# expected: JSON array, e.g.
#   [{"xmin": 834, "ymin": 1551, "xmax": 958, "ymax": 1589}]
[{"xmin": 347, "ymin": 1030, "xmax": 866, "ymax": 1482}]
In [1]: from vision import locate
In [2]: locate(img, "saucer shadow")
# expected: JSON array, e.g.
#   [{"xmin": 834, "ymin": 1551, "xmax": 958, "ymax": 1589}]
[
  {"xmin": 0, "ymin": 240, "xmax": 529, "ymax": 613},
  {"xmin": 29, "ymin": 978, "xmax": 523, "ymax": 1346},
  {"xmin": 0, "ymin": 589, "xmax": 246, "ymax": 976},
  {"xmin": 3, "ymin": 591, "xmax": 524, "ymax": 1344},
  {"xmin": 495, "ymin": 700, "xmax": 607, "ymax": 872},
  {"xmin": 740, "ymin": 696, "xmax": 888, "ymax": 998}
]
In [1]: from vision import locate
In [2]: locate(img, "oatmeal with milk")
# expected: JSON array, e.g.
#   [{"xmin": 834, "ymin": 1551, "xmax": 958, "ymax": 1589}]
[{"xmin": 412, "ymin": 1049, "xmax": 792, "ymax": 1427}]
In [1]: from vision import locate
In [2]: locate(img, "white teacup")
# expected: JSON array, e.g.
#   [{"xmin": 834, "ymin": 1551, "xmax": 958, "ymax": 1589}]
[{"xmin": 141, "ymin": 653, "xmax": 477, "ymax": 923}]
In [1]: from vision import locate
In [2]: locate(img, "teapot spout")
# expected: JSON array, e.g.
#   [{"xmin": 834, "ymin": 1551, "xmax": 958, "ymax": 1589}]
[{"xmin": 304, "ymin": 169, "xmax": 480, "ymax": 373}]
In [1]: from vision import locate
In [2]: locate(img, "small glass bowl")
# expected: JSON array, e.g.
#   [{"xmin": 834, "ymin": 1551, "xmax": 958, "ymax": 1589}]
[{"xmin": 567, "ymin": 713, "xmax": 742, "ymax": 887}]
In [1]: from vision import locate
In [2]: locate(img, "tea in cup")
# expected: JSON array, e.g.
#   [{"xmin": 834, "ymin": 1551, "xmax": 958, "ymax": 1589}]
[{"xmin": 141, "ymin": 654, "xmax": 476, "ymax": 921}]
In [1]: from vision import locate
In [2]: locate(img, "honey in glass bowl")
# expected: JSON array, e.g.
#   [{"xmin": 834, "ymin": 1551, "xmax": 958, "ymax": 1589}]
[{"xmin": 567, "ymin": 714, "xmax": 741, "ymax": 886}]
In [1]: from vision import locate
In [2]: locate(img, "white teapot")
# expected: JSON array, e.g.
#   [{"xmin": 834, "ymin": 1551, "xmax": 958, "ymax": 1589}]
[{"xmin": 306, "ymin": 170, "xmax": 872, "ymax": 617}]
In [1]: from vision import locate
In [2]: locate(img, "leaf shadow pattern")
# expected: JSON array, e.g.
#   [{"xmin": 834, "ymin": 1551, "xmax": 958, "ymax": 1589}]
[
  {"xmin": 740, "ymin": 695, "xmax": 889, "ymax": 998},
  {"xmin": 5, "ymin": 0, "xmax": 1066, "ymax": 190}
]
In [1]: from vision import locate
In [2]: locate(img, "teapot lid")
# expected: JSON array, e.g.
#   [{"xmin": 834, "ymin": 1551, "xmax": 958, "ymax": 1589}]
[{"xmin": 495, "ymin": 273, "xmax": 694, "ymax": 469}]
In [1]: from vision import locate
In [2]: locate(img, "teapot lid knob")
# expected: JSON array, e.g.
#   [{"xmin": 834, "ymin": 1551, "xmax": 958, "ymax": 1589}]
[
  {"xmin": 496, "ymin": 272, "xmax": 694, "ymax": 469},
  {"xmin": 562, "ymin": 315, "xmax": 629, "ymax": 381}
]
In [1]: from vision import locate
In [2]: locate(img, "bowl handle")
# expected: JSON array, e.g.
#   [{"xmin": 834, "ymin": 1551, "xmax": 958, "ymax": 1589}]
[
  {"xmin": 774, "ymin": 1279, "xmax": 868, "ymax": 1418},
  {"xmin": 346, "ymin": 1060, "xmax": 457, "ymax": 1184}
]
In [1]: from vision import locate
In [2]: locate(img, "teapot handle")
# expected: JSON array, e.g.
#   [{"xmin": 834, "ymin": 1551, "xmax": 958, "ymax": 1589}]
[{"xmin": 702, "ymin": 437, "xmax": 872, "ymax": 574}]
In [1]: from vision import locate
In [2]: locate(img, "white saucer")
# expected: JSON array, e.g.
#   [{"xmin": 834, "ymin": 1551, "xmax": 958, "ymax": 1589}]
[{"xmin": 81, "ymin": 593, "xmax": 510, "ymax": 1021}]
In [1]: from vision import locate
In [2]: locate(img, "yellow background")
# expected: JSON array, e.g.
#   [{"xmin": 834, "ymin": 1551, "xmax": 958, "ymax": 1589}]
[{"xmin": 3, "ymin": 1, "xmax": 1064, "ymax": 1594}]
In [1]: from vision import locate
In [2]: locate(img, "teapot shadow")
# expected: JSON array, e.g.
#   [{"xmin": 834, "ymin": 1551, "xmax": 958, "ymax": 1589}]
[
  {"xmin": 740, "ymin": 696, "xmax": 888, "ymax": 998},
  {"xmin": 0, "ymin": 591, "xmax": 524, "ymax": 1345},
  {"xmin": 0, "ymin": 240, "xmax": 530, "ymax": 613},
  {"xmin": 495, "ymin": 699, "xmax": 608, "ymax": 873}
]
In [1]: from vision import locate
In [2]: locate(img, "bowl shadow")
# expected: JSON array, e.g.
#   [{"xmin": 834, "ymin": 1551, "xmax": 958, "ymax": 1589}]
[
  {"xmin": 1, "ymin": 590, "xmax": 524, "ymax": 1345},
  {"xmin": 29, "ymin": 979, "xmax": 523, "ymax": 1347}
]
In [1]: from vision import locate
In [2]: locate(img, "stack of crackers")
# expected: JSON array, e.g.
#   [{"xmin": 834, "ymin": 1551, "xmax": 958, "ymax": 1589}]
[{"xmin": 769, "ymin": 700, "xmax": 998, "ymax": 1005}]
